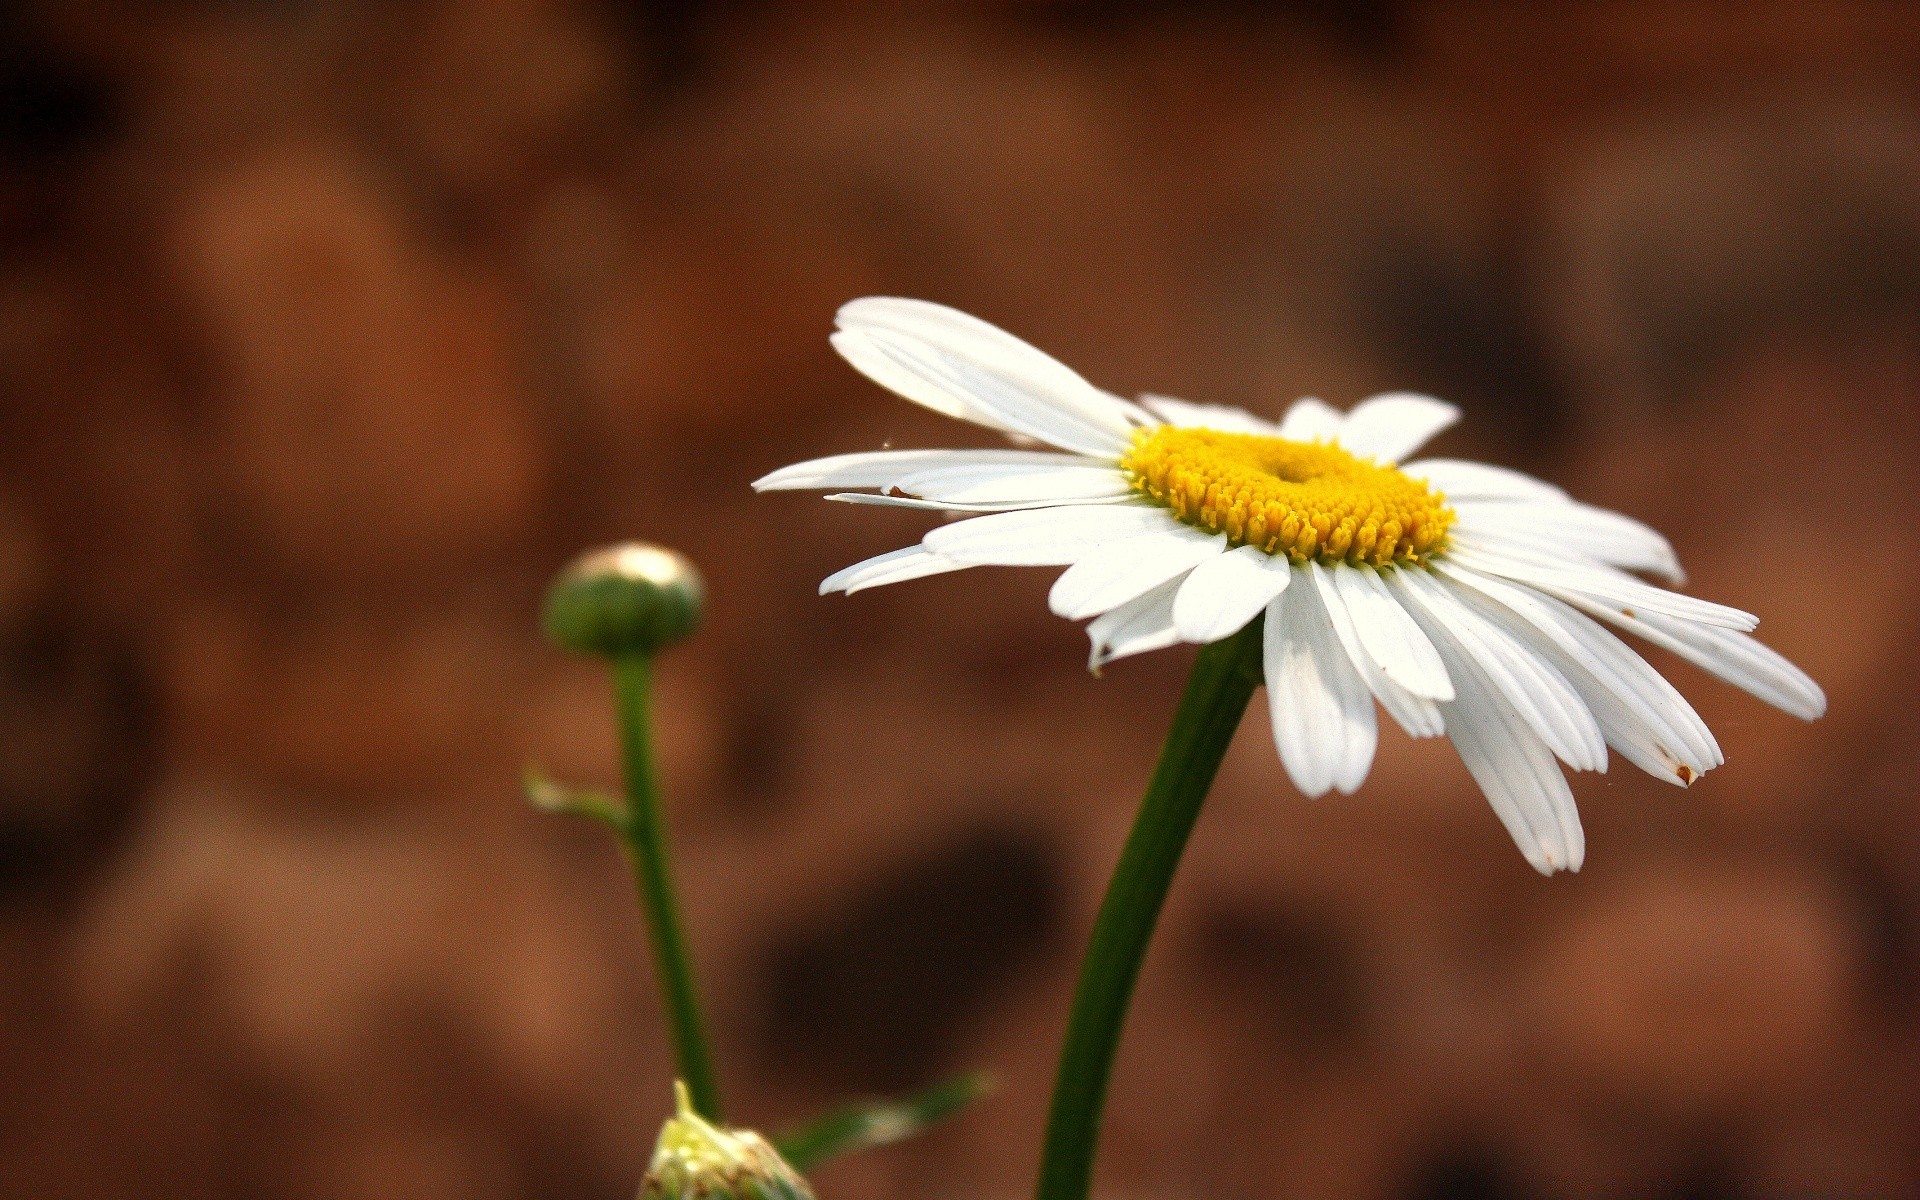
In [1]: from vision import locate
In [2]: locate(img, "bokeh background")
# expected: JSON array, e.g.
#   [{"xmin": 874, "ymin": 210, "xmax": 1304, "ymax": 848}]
[{"xmin": 3, "ymin": 2, "xmax": 1919, "ymax": 1197}]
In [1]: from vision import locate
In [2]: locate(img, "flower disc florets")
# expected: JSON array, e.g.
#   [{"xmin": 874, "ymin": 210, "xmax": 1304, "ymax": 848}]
[{"xmin": 1120, "ymin": 426, "xmax": 1454, "ymax": 566}]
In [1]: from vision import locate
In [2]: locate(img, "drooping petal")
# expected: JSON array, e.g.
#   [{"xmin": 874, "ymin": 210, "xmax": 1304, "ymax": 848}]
[
  {"xmin": 820, "ymin": 546, "xmax": 972, "ymax": 595},
  {"xmin": 922, "ymin": 504, "xmax": 1176, "ymax": 565},
  {"xmin": 1333, "ymin": 393, "xmax": 1461, "ymax": 463},
  {"xmin": 1453, "ymin": 500, "xmax": 1684, "ymax": 584},
  {"xmin": 1139, "ymin": 394, "xmax": 1281, "ymax": 435},
  {"xmin": 1408, "ymin": 599, "xmax": 1585, "ymax": 875},
  {"xmin": 1172, "ymin": 545, "xmax": 1293, "ymax": 643},
  {"xmin": 1312, "ymin": 562, "xmax": 1444, "ymax": 738},
  {"xmin": 1401, "ymin": 459, "xmax": 1571, "ymax": 504},
  {"xmin": 1563, "ymin": 599, "xmax": 1828, "ymax": 721},
  {"xmin": 834, "ymin": 298, "xmax": 1137, "ymax": 455},
  {"xmin": 1048, "ymin": 527, "xmax": 1228, "ymax": 620},
  {"xmin": 1322, "ymin": 563, "xmax": 1454, "ymax": 700},
  {"xmin": 1389, "ymin": 568, "xmax": 1606, "ymax": 772},
  {"xmin": 1436, "ymin": 560, "xmax": 1721, "ymax": 778},
  {"xmin": 753, "ymin": 448, "xmax": 1089, "ymax": 492},
  {"xmin": 1086, "ymin": 577, "xmax": 1184, "ymax": 670},
  {"xmin": 1446, "ymin": 539, "xmax": 1756, "ymax": 631},
  {"xmin": 1264, "ymin": 565, "xmax": 1377, "ymax": 796}
]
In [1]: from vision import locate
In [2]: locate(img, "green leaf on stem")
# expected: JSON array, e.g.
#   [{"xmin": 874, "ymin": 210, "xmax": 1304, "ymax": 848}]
[{"xmin": 774, "ymin": 1072, "xmax": 994, "ymax": 1173}]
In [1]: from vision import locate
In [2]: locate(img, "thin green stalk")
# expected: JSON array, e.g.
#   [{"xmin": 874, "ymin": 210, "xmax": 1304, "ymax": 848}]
[
  {"xmin": 613, "ymin": 653, "xmax": 723, "ymax": 1120},
  {"xmin": 1034, "ymin": 620, "xmax": 1265, "ymax": 1200}
]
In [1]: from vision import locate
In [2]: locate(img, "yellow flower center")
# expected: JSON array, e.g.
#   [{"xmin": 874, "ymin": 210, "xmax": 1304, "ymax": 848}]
[{"xmin": 1119, "ymin": 426, "xmax": 1454, "ymax": 566}]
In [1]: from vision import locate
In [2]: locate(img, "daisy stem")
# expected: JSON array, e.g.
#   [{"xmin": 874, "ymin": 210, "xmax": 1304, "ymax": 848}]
[
  {"xmin": 1033, "ymin": 619, "xmax": 1265, "ymax": 1200},
  {"xmin": 612, "ymin": 653, "xmax": 723, "ymax": 1120}
]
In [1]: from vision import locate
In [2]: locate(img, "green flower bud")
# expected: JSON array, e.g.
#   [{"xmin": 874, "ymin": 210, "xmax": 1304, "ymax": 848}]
[
  {"xmin": 544, "ymin": 543, "xmax": 705, "ymax": 659},
  {"xmin": 642, "ymin": 1082, "xmax": 814, "ymax": 1200}
]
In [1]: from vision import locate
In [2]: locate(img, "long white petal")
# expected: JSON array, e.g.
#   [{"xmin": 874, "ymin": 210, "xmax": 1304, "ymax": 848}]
[
  {"xmin": 820, "ymin": 546, "xmax": 972, "ymax": 595},
  {"xmin": 753, "ymin": 448, "xmax": 1089, "ymax": 492},
  {"xmin": 1563, "ymin": 600, "xmax": 1828, "ymax": 721},
  {"xmin": 1139, "ymin": 394, "xmax": 1280, "ymax": 435},
  {"xmin": 1048, "ymin": 527, "xmax": 1227, "ymax": 620},
  {"xmin": 1389, "ymin": 569, "xmax": 1606, "ymax": 772},
  {"xmin": 1172, "ymin": 545, "xmax": 1292, "ymax": 643},
  {"xmin": 1086, "ymin": 577, "xmax": 1183, "ymax": 670},
  {"xmin": 1454, "ymin": 500, "xmax": 1684, "ymax": 585},
  {"xmin": 1322, "ymin": 563, "xmax": 1454, "ymax": 700},
  {"xmin": 1334, "ymin": 393, "xmax": 1460, "ymax": 462},
  {"xmin": 1436, "ymin": 560, "xmax": 1722, "ymax": 776},
  {"xmin": 1312, "ymin": 562, "xmax": 1444, "ymax": 738},
  {"xmin": 1446, "ymin": 540, "xmax": 1756, "ymax": 631},
  {"xmin": 838, "ymin": 298, "xmax": 1104, "ymax": 418},
  {"xmin": 830, "ymin": 327, "xmax": 1015, "ymax": 431},
  {"xmin": 827, "ymin": 491, "xmax": 1137, "ymax": 514},
  {"xmin": 854, "ymin": 330, "xmax": 1129, "ymax": 457},
  {"xmin": 1401, "ymin": 459, "xmax": 1570, "ymax": 504},
  {"xmin": 1413, "ymin": 605, "xmax": 1584, "ymax": 875},
  {"xmin": 888, "ymin": 462, "xmax": 1133, "ymax": 505},
  {"xmin": 1461, "ymin": 588, "xmax": 1708, "ymax": 785},
  {"xmin": 835, "ymin": 298, "xmax": 1137, "ymax": 454},
  {"xmin": 1265, "ymin": 565, "xmax": 1377, "ymax": 796},
  {"xmin": 1274, "ymin": 397, "xmax": 1343, "ymax": 442},
  {"xmin": 923, "ymin": 504, "xmax": 1176, "ymax": 565}
]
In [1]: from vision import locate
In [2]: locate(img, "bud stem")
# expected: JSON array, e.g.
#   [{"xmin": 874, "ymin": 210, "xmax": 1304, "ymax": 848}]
[
  {"xmin": 1033, "ymin": 619, "xmax": 1264, "ymax": 1200},
  {"xmin": 614, "ymin": 653, "xmax": 723, "ymax": 1120}
]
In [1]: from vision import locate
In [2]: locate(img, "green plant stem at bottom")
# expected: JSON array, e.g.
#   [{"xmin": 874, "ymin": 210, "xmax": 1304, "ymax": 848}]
[
  {"xmin": 1033, "ymin": 619, "xmax": 1265, "ymax": 1200},
  {"xmin": 614, "ymin": 653, "xmax": 724, "ymax": 1121}
]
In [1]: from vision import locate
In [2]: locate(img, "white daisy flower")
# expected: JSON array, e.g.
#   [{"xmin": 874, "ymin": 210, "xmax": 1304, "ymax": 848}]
[{"xmin": 755, "ymin": 298, "xmax": 1826, "ymax": 875}]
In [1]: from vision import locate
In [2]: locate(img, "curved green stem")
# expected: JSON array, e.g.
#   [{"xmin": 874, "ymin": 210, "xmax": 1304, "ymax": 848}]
[
  {"xmin": 613, "ymin": 654, "xmax": 723, "ymax": 1120},
  {"xmin": 1034, "ymin": 621, "xmax": 1264, "ymax": 1200}
]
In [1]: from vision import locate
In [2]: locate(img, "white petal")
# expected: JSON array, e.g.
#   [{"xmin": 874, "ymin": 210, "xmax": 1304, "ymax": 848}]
[
  {"xmin": 1401, "ymin": 459, "xmax": 1570, "ymax": 504},
  {"xmin": 1454, "ymin": 500, "xmax": 1684, "ymax": 584},
  {"xmin": 889, "ymin": 462, "xmax": 1133, "ymax": 505},
  {"xmin": 1436, "ymin": 637, "xmax": 1585, "ymax": 876},
  {"xmin": 1139, "ymin": 394, "xmax": 1280, "ymax": 435},
  {"xmin": 1389, "ymin": 569, "xmax": 1606, "ymax": 772},
  {"xmin": 1086, "ymin": 577, "xmax": 1183, "ymax": 670},
  {"xmin": 1172, "ymin": 545, "xmax": 1292, "ymax": 643},
  {"xmin": 827, "ymin": 491, "xmax": 1139, "ymax": 514},
  {"xmin": 1048, "ymin": 527, "xmax": 1228, "ymax": 620},
  {"xmin": 1437, "ymin": 560, "xmax": 1721, "ymax": 778},
  {"xmin": 1471, "ymin": 597, "xmax": 1707, "ymax": 785},
  {"xmin": 852, "ymin": 329, "xmax": 1130, "ymax": 457},
  {"xmin": 1265, "ymin": 565, "xmax": 1377, "ymax": 796},
  {"xmin": 1312, "ymin": 562, "xmax": 1444, "ymax": 738},
  {"xmin": 829, "ymin": 326, "xmax": 1013, "ymax": 430},
  {"xmin": 1321, "ymin": 563, "xmax": 1454, "ymax": 700},
  {"xmin": 1446, "ymin": 540, "xmax": 1756, "ymax": 631},
  {"xmin": 1097, "ymin": 388, "xmax": 1163, "ymax": 427},
  {"xmin": 923, "ymin": 504, "xmax": 1176, "ymax": 565},
  {"xmin": 835, "ymin": 298, "xmax": 1136, "ymax": 454},
  {"xmin": 838, "ymin": 298, "xmax": 1103, "ymax": 416},
  {"xmin": 754, "ymin": 448, "xmax": 1089, "ymax": 492},
  {"xmin": 1566, "ymin": 601, "xmax": 1827, "ymax": 721},
  {"xmin": 1333, "ymin": 393, "xmax": 1461, "ymax": 462},
  {"xmin": 820, "ymin": 546, "xmax": 971, "ymax": 595},
  {"xmin": 1274, "ymin": 397, "xmax": 1343, "ymax": 442}
]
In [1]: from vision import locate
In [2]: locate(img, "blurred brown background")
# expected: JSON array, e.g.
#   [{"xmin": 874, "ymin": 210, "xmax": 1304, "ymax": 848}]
[{"xmin": 2, "ymin": 2, "xmax": 1919, "ymax": 1197}]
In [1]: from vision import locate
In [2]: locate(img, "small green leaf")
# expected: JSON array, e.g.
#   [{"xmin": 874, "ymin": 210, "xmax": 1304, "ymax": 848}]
[
  {"xmin": 523, "ymin": 766, "xmax": 626, "ymax": 830},
  {"xmin": 774, "ymin": 1072, "xmax": 993, "ymax": 1173}
]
